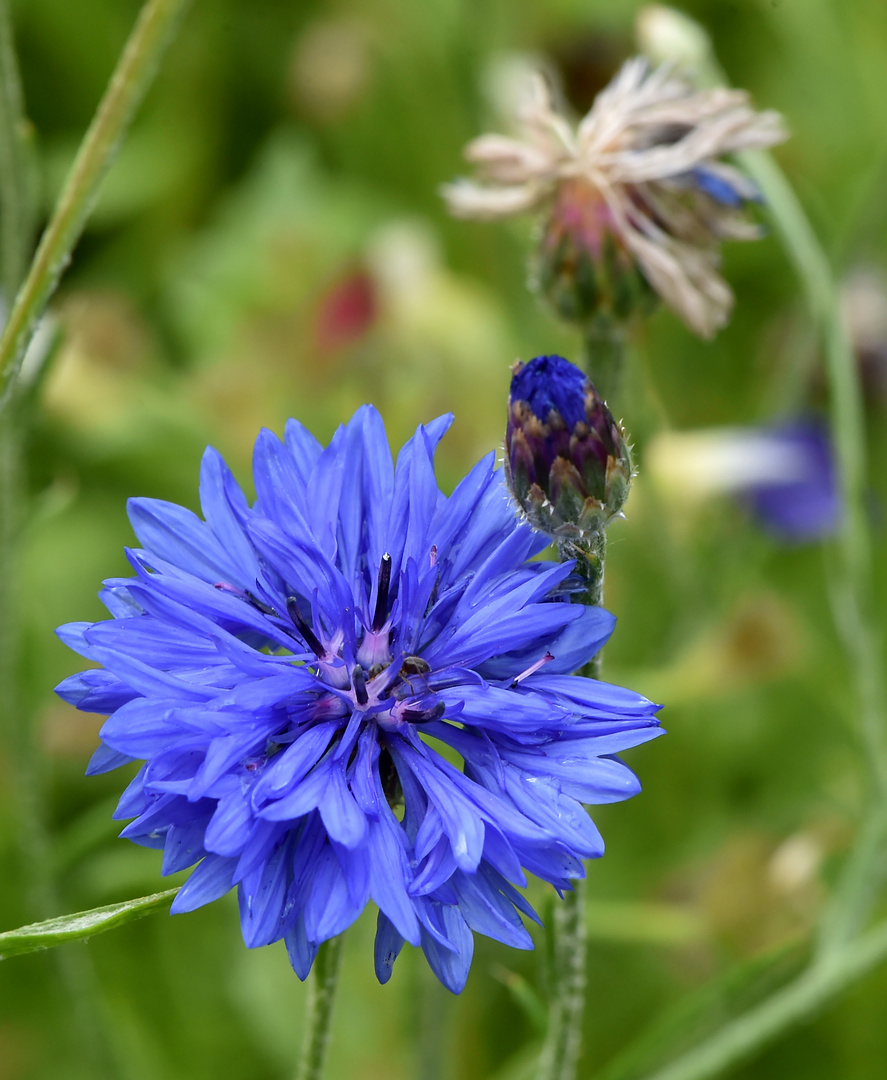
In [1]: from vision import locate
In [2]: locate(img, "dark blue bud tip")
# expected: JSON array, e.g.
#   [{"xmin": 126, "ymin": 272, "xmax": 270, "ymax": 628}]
[{"xmin": 510, "ymin": 355, "xmax": 588, "ymax": 430}]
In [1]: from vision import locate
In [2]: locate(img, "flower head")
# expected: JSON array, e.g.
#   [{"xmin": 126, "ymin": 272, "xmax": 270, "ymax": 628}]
[
  {"xmin": 506, "ymin": 354, "xmax": 632, "ymax": 538},
  {"xmin": 646, "ymin": 419, "xmax": 840, "ymax": 541},
  {"xmin": 56, "ymin": 407, "xmax": 662, "ymax": 992},
  {"xmin": 442, "ymin": 58, "xmax": 786, "ymax": 337}
]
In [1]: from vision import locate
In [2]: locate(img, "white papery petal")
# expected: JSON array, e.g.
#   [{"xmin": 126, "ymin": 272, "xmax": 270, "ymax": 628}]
[
  {"xmin": 440, "ymin": 180, "xmax": 545, "ymax": 220},
  {"xmin": 444, "ymin": 55, "xmax": 787, "ymax": 336}
]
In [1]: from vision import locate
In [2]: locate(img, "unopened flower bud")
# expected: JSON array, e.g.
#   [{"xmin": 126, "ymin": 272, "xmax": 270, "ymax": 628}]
[
  {"xmin": 506, "ymin": 354, "xmax": 633, "ymax": 538},
  {"xmin": 534, "ymin": 178, "xmax": 655, "ymax": 328}
]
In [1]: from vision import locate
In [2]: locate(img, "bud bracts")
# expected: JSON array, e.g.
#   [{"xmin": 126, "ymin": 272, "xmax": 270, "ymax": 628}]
[{"xmin": 506, "ymin": 354, "xmax": 632, "ymax": 538}]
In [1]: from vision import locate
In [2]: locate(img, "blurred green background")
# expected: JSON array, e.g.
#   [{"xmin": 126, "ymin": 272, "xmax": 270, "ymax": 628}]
[{"xmin": 2, "ymin": 0, "xmax": 887, "ymax": 1077}]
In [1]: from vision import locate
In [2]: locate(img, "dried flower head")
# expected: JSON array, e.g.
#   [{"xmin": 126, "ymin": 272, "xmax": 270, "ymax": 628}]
[{"xmin": 442, "ymin": 58, "xmax": 786, "ymax": 337}]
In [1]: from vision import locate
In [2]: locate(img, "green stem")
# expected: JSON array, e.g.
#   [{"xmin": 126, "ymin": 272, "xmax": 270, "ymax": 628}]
[
  {"xmin": 630, "ymin": 20, "xmax": 887, "ymax": 1075},
  {"xmin": 581, "ymin": 315, "xmax": 627, "ymax": 403},
  {"xmin": 296, "ymin": 936, "xmax": 345, "ymax": 1080},
  {"xmin": 537, "ymin": 319, "xmax": 621, "ymax": 1079},
  {"xmin": 537, "ymin": 526, "xmax": 607, "ymax": 1080},
  {"xmin": 0, "ymin": 0, "xmax": 33, "ymax": 297},
  {"xmin": 736, "ymin": 148, "xmax": 887, "ymax": 947},
  {"xmin": 537, "ymin": 883, "xmax": 589, "ymax": 1080},
  {"xmin": 661, "ymin": 11, "xmax": 887, "ymax": 959},
  {"xmin": 416, "ymin": 961, "xmax": 450, "ymax": 1080},
  {"xmin": 558, "ymin": 531, "xmax": 606, "ymax": 680},
  {"xmin": 0, "ymin": 0, "xmax": 191, "ymax": 412},
  {"xmin": 636, "ymin": 919, "xmax": 887, "ymax": 1080},
  {"xmin": 738, "ymin": 148, "xmax": 874, "ymax": 634}
]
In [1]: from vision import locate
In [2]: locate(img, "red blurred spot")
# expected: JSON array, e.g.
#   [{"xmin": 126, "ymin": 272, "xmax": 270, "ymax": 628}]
[{"xmin": 314, "ymin": 268, "xmax": 377, "ymax": 353}]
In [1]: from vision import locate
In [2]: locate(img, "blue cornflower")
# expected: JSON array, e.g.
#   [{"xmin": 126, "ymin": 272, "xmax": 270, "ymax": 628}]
[
  {"xmin": 56, "ymin": 407, "xmax": 662, "ymax": 992},
  {"xmin": 647, "ymin": 419, "xmax": 841, "ymax": 543},
  {"xmin": 745, "ymin": 421, "xmax": 840, "ymax": 541}
]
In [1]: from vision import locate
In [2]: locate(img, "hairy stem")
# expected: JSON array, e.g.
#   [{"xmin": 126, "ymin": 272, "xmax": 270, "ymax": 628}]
[
  {"xmin": 538, "ymin": 310, "xmax": 623, "ymax": 1078},
  {"xmin": 664, "ymin": 17, "xmax": 887, "ymax": 933},
  {"xmin": 538, "ymin": 527, "xmax": 607, "ymax": 1080},
  {"xmin": 629, "ymin": 16, "xmax": 887, "ymax": 1075},
  {"xmin": 558, "ymin": 531, "xmax": 606, "ymax": 680},
  {"xmin": 296, "ymin": 936, "xmax": 345, "ymax": 1080},
  {"xmin": 739, "ymin": 138, "xmax": 886, "ymax": 956},
  {"xmin": 537, "ymin": 884, "xmax": 589, "ymax": 1080}
]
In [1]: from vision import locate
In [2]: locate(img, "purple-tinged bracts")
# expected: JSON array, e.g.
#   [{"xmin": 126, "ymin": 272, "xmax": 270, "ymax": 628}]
[{"xmin": 506, "ymin": 354, "xmax": 632, "ymax": 539}]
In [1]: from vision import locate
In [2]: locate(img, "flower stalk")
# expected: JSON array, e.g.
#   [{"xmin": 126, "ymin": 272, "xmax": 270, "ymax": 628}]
[
  {"xmin": 559, "ymin": 531, "xmax": 606, "ymax": 679},
  {"xmin": 296, "ymin": 935, "xmax": 345, "ymax": 1080},
  {"xmin": 627, "ymin": 5, "xmax": 887, "ymax": 1074},
  {"xmin": 0, "ymin": 0, "xmax": 191, "ymax": 413},
  {"xmin": 581, "ymin": 317, "xmax": 627, "ymax": 405},
  {"xmin": 505, "ymin": 347, "xmax": 622, "ymax": 1080},
  {"xmin": 538, "ymin": 529, "xmax": 607, "ymax": 1080},
  {"xmin": 537, "ymin": 881, "xmax": 589, "ymax": 1080},
  {"xmin": 639, "ymin": 0, "xmax": 886, "ymax": 959},
  {"xmin": 505, "ymin": 352, "xmax": 631, "ymax": 1080}
]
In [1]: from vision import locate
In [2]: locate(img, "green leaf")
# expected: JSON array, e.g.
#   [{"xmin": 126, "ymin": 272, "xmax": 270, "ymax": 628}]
[{"xmin": 0, "ymin": 888, "xmax": 179, "ymax": 959}]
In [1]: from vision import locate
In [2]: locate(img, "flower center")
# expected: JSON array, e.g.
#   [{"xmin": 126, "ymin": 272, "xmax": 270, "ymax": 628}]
[{"xmin": 217, "ymin": 552, "xmax": 445, "ymax": 744}]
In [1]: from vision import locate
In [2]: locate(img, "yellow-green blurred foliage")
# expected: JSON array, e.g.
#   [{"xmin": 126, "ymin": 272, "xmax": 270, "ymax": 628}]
[{"xmin": 3, "ymin": 0, "xmax": 887, "ymax": 1077}]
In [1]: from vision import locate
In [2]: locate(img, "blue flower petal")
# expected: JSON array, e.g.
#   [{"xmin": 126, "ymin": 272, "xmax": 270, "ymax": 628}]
[
  {"xmin": 374, "ymin": 911, "xmax": 405, "ymax": 984},
  {"xmin": 238, "ymin": 841, "xmax": 292, "ymax": 948},
  {"xmin": 317, "ymin": 762, "xmax": 368, "ymax": 849},
  {"xmin": 86, "ymin": 742, "xmax": 136, "ymax": 776},
  {"xmin": 419, "ymin": 903, "xmax": 474, "ymax": 994},
  {"xmin": 56, "ymin": 406, "xmax": 662, "ymax": 991},
  {"xmin": 127, "ymin": 497, "xmax": 247, "ymax": 587},
  {"xmin": 450, "ymin": 870, "xmax": 534, "ymax": 950},
  {"xmin": 170, "ymin": 853, "xmax": 238, "ymax": 913},
  {"xmin": 284, "ymin": 917, "xmax": 319, "ymax": 980}
]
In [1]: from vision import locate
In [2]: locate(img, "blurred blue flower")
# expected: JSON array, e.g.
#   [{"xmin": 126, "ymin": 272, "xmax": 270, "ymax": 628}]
[
  {"xmin": 647, "ymin": 419, "xmax": 841, "ymax": 542},
  {"xmin": 746, "ymin": 421, "xmax": 840, "ymax": 541},
  {"xmin": 56, "ymin": 407, "xmax": 662, "ymax": 992}
]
